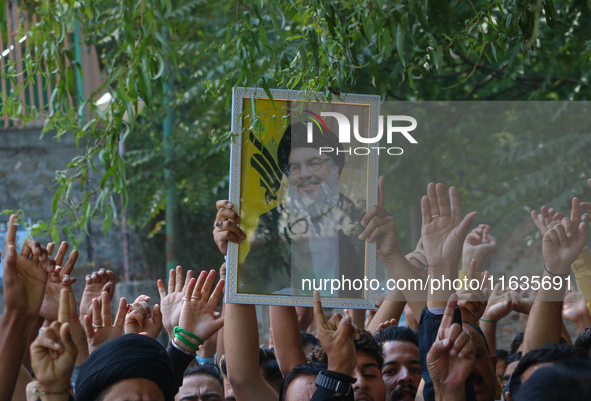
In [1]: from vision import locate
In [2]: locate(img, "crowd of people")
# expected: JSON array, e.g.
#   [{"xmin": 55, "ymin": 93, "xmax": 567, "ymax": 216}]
[{"xmin": 1, "ymin": 178, "xmax": 591, "ymax": 401}]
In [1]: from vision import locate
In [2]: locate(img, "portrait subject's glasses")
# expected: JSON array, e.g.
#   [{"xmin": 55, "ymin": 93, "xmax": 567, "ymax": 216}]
[{"xmin": 287, "ymin": 157, "xmax": 330, "ymax": 175}]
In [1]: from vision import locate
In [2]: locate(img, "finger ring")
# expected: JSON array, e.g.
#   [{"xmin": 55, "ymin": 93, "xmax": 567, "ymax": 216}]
[
  {"xmin": 192, "ymin": 296, "xmax": 200, "ymax": 300},
  {"xmin": 182, "ymin": 297, "xmax": 191, "ymax": 302},
  {"xmin": 216, "ymin": 221, "xmax": 224, "ymax": 231},
  {"xmin": 465, "ymin": 330, "xmax": 472, "ymax": 339},
  {"xmin": 92, "ymin": 323, "xmax": 103, "ymax": 329},
  {"xmin": 38, "ymin": 327, "xmax": 46, "ymax": 336},
  {"xmin": 432, "ymin": 215, "xmax": 439, "ymax": 218}
]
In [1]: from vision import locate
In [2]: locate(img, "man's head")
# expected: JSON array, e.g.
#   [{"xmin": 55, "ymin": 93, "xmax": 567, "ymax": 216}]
[
  {"xmin": 495, "ymin": 349, "xmax": 509, "ymax": 381},
  {"xmin": 278, "ymin": 122, "xmax": 344, "ymax": 218},
  {"xmin": 280, "ymin": 362, "xmax": 325, "ymax": 401},
  {"xmin": 176, "ymin": 365, "xmax": 224, "ymax": 401},
  {"xmin": 574, "ymin": 327, "xmax": 591, "ymax": 355},
  {"xmin": 75, "ymin": 334, "xmax": 176, "ymax": 401},
  {"xmin": 501, "ymin": 352, "xmax": 521, "ymax": 387},
  {"xmin": 505, "ymin": 343, "xmax": 589, "ymax": 401},
  {"xmin": 374, "ymin": 326, "xmax": 420, "ymax": 401},
  {"xmin": 462, "ymin": 322, "xmax": 497, "ymax": 401},
  {"xmin": 513, "ymin": 358, "xmax": 591, "ymax": 401},
  {"xmin": 301, "ymin": 331, "xmax": 321, "ymax": 360},
  {"xmin": 351, "ymin": 330, "xmax": 385, "ymax": 401}
]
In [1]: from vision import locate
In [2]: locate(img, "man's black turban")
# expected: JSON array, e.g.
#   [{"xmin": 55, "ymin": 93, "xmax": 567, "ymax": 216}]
[
  {"xmin": 277, "ymin": 122, "xmax": 345, "ymax": 175},
  {"xmin": 75, "ymin": 334, "xmax": 176, "ymax": 401}
]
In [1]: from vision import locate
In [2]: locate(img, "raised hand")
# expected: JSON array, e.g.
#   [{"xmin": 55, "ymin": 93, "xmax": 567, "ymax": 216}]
[
  {"xmin": 157, "ymin": 266, "xmax": 193, "ymax": 340},
  {"xmin": 124, "ymin": 296, "xmax": 163, "ymax": 338},
  {"xmin": 511, "ymin": 288, "xmax": 537, "ymax": 315},
  {"xmin": 482, "ymin": 283, "xmax": 513, "ymax": 322},
  {"xmin": 562, "ymin": 287, "xmax": 590, "ymax": 323},
  {"xmin": 531, "ymin": 206, "xmax": 564, "ymax": 236},
  {"xmin": 79, "ymin": 268, "xmax": 116, "ymax": 321},
  {"xmin": 421, "ymin": 183, "xmax": 477, "ymax": 271},
  {"xmin": 313, "ymin": 291, "xmax": 359, "ymax": 375},
  {"xmin": 457, "ymin": 260, "xmax": 487, "ymax": 324},
  {"xmin": 358, "ymin": 176, "xmax": 400, "ymax": 261},
  {"xmin": 542, "ymin": 197, "xmax": 588, "ymax": 275},
  {"xmin": 213, "ymin": 200, "xmax": 246, "ymax": 255},
  {"xmin": 83, "ymin": 292, "xmax": 127, "ymax": 354},
  {"xmin": 40, "ymin": 242, "xmax": 79, "ymax": 321},
  {"xmin": 427, "ymin": 294, "xmax": 475, "ymax": 400},
  {"xmin": 177, "ymin": 270, "xmax": 225, "ymax": 350},
  {"xmin": 30, "ymin": 289, "xmax": 78, "ymax": 397},
  {"xmin": 462, "ymin": 224, "xmax": 497, "ymax": 269},
  {"xmin": 3, "ymin": 214, "xmax": 56, "ymax": 319}
]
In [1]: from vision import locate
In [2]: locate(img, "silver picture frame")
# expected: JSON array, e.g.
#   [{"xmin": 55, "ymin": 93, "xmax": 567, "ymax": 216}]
[{"xmin": 225, "ymin": 87, "xmax": 380, "ymax": 308}]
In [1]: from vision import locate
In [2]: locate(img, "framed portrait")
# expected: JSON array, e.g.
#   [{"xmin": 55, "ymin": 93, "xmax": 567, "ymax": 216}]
[{"xmin": 225, "ymin": 87, "xmax": 380, "ymax": 308}]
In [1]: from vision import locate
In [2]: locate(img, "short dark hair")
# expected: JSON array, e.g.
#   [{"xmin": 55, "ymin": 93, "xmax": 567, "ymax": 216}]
[
  {"xmin": 374, "ymin": 325, "xmax": 419, "ymax": 348},
  {"xmin": 184, "ymin": 364, "xmax": 224, "ymax": 387},
  {"xmin": 355, "ymin": 330, "xmax": 384, "ymax": 369},
  {"xmin": 277, "ymin": 122, "xmax": 345, "ymax": 176},
  {"xmin": 508, "ymin": 343, "xmax": 589, "ymax": 396},
  {"xmin": 575, "ymin": 328, "xmax": 591, "ymax": 354},
  {"xmin": 510, "ymin": 332, "xmax": 524, "ymax": 355},
  {"xmin": 301, "ymin": 331, "xmax": 320, "ymax": 348},
  {"xmin": 219, "ymin": 347, "xmax": 278, "ymax": 377},
  {"xmin": 514, "ymin": 358, "xmax": 591, "ymax": 401},
  {"xmin": 279, "ymin": 362, "xmax": 326, "ymax": 401},
  {"xmin": 496, "ymin": 349, "xmax": 509, "ymax": 360},
  {"xmin": 506, "ymin": 352, "xmax": 522, "ymax": 366}
]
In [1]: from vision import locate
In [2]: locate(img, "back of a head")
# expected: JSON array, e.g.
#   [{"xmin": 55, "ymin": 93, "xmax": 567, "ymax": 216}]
[
  {"xmin": 509, "ymin": 332, "xmax": 524, "ymax": 355},
  {"xmin": 575, "ymin": 327, "xmax": 591, "ymax": 355},
  {"xmin": 514, "ymin": 358, "xmax": 591, "ymax": 401},
  {"xmin": 508, "ymin": 343, "xmax": 589, "ymax": 396}
]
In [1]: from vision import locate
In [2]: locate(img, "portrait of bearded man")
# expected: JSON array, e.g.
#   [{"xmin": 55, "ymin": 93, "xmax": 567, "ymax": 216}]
[{"xmin": 237, "ymin": 121, "xmax": 367, "ymax": 297}]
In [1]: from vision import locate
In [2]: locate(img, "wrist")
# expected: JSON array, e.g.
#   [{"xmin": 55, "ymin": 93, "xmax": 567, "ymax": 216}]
[
  {"xmin": 35, "ymin": 380, "xmax": 71, "ymax": 395},
  {"xmin": 327, "ymin": 361, "xmax": 355, "ymax": 376},
  {"xmin": 173, "ymin": 336, "xmax": 198, "ymax": 354}
]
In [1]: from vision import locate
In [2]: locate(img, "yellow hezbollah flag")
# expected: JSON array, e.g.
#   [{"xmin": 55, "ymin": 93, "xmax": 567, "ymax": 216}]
[{"xmin": 238, "ymin": 99, "xmax": 289, "ymax": 263}]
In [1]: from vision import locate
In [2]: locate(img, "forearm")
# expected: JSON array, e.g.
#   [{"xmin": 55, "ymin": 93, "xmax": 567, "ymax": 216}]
[
  {"xmin": 224, "ymin": 303, "xmax": 277, "ymax": 400},
  {"xmin": 479, "ymin": 320, "xmax": 497, "ymax": 356},
  {"xmin": 0, "ymin": 311, "xmax": 36, "ymax": 401},
  {"xmin": 366, "ymin": 289, "xmax": 405, "ymax": 333},
  {"xmin": 381, "ymin": 252, "xmax": 426, "ymax": 318},
  {"xmin": 11, "ymin": 365, "xmax": 33, "ymax": 401},
  {"xmin": 269, "ymin": 306, "xmax": 307, "ymax": 376},
  {"xmin": 427, "ymin": 264, "xmax": 458, "ymax": 309},
  {"xmin": 523, "ymin": 271, "xmax": 566, "ymax": 353},
  {"xmin": 560, "ymin": 320, "xmax": 572, "ymax": 344}
]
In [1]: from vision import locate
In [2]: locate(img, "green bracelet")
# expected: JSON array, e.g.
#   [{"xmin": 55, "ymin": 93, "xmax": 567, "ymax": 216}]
[
  {"xmin": 174, "ymin": 326, "xmax": 205, "ymax": 345},
  {"xmin": 174, "ymin": 332, "xmax": 201, "ymax": 351},
  {"xmin": 480, "ymin": 318, "xmax": 497, "ymax": 324}
]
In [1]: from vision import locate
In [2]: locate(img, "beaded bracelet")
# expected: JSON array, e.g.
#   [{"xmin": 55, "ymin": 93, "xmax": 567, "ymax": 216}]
[{"xmin": 34, "ymin": 381, "xmax": 71, "ymax": 396}]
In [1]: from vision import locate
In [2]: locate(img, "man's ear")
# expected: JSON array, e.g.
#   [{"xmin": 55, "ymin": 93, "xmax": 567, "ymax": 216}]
[
  {"xmin": 491, "ymin": 355, "xmax": 498, "ymax": 371},
  {"xmin": 504, "ymin": 390, "xmax": 512, "ymax": 401}
]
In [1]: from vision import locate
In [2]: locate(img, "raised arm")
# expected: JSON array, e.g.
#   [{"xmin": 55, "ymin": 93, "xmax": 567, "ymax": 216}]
[
  {"xmin": 358, "ymin": 177, "xmax": 427, "ymax": 318},
  {"xmin": 0, "ymin": 215, "xmax": 55, "ymax": 401},
  {"xmin": 269, "ymin": 306, "xmax": 307, "ymax": 376},
  {"xmin": 421, "ymin": 183, "xmax": 477, "ymax": 308},
  {"xmin": 427, "ymin": 294, "xmax": 475, "ymax": 401},
  {"xmin": 224, "ymin": 303, "xmax": 278, "ymax": 401},
  {"xmin": 523, "ymin": 197, "xmax": 588, "ymax": 353}
]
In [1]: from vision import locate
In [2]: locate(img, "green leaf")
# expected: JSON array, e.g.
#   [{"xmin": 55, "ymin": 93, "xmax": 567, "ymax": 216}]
[{"xmin": 396, "ymin": 24, "xmax": 405, "ymax": 66}]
